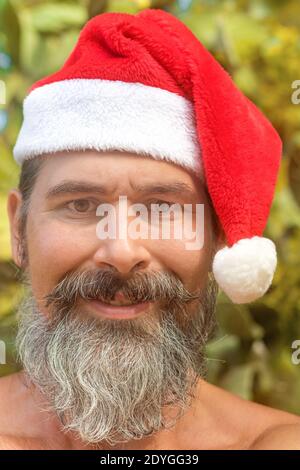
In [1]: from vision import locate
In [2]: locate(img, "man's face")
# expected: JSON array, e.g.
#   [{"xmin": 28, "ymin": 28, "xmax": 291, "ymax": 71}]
[
  {"xmin": 17, "ymin": 150, "xmax": 215, "ymax": 313},
  {"xmin": 7, "ymin": 150, "xmax": 221, "ymax": 447}
]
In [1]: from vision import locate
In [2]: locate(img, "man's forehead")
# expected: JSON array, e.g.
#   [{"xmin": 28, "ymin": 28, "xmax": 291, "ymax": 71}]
[{"xmin": 35, "ymin": 150, "xmax": 204, "ymax": 200}]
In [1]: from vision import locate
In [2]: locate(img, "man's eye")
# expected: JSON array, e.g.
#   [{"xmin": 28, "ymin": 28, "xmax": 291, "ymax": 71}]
[{"xmin": 67, "ymin": 199, "xmax": 97, "ymax": 213}]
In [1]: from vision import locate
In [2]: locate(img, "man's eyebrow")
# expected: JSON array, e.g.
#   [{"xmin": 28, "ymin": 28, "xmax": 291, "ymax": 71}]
[
  {"xmin": 45, "ymin": 180, "xmax": 196, "ymax": 199},
  {"xmin": 45, "ymin": 181, "xmax": 109, "ymax": 199},
  {"xmin": 132, "ymin": 181, "xmax": 196, "ymax": 198}
]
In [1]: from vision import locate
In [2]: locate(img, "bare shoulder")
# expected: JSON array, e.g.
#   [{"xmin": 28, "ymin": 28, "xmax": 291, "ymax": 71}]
[
  {"xmin": 0, "ymin": 371, "xmax": 68, "ymax": 449},
  {"xmin": 250, "ymin": 423, "xmax": 300, "ymax": 450},
  {"xmin": 0, "ymin": 434, "xmax": 24, "ymax": 450},
  {"xmin": 0, "ymin": 372, "xmax": 35, "ymax": 447},
  {"xmin": 197, "ymin": 380, "xmax": 300, "ymax": 449},
  {"xmin": 0, "ymin": 434, "xmax": 47, "ymax": 450},
  {"xmin": 0, "ymin": 372, "xmax": 25, "ymax": 431}
]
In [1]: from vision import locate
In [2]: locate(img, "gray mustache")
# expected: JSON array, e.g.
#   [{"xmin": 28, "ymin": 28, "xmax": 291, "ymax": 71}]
[{"xmin": 44, "ymin": 268, "xmax": 200, "ymax": 311}]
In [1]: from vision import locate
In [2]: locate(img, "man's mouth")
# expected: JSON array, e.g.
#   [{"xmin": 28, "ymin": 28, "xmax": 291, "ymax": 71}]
[
  {"xmin": 86, "ymin": 291, "xmax": 153, "ymax": 319},
  {"xmin": 102, "ymin": 298, "xmax": 138, "ymax": 306}
]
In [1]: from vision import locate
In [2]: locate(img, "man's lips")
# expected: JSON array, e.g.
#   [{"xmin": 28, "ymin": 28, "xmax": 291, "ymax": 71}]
[
  {"xmin": 87, "ymin": 298, "xmax": 154, "ymax": 320},
  {"xmin": 83, "ymin": 290, "xmax": 153, "ymax": 319}
]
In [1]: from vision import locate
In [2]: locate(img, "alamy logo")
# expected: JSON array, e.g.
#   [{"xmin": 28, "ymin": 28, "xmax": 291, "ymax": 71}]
[
  {"xmin": 0, "ymin": 340, "xmax": 6, "ymax": 365},
  {"xmin": 291, "ymin": 340, "xmax": 300, "ymax": 365},
  {"xmin": 291, "ymin": 80, "xmax": 300, "ymax": 105},
  {"xmin": 95, "ymin": 195, "xmax": 205, "ymax": 251}
]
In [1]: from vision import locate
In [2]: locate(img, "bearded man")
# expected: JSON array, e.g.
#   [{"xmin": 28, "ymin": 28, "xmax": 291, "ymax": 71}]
[{"xmin": 1, "ymin": 9, "xmax": 300, "ymax": 450}]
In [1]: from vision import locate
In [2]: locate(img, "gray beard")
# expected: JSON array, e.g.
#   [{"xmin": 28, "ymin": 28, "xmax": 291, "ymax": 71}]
[{"xmin": 15, "ymin": 277, "xmax": 218, "ymax": 447}]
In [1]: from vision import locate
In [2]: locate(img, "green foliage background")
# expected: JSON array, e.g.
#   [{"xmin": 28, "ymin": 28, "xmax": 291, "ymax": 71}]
[{"xmin": 0, "ymin": 0, "xmax": 300, "ymax": 414}]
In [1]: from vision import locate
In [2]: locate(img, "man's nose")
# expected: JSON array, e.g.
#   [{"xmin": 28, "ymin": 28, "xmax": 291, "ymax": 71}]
[{"xmin": 92, "ymin": 236, "xmax": 151, "ymax": 274}]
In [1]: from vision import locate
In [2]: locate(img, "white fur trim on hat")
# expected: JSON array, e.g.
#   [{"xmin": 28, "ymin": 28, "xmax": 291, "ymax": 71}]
[
  {"xmin": 13, "ymin": 78, "xmax": 202, "ymax": 175},
  {"xmin": 212, "ymin": 236, "xmax": 277, "ymax": 304}
]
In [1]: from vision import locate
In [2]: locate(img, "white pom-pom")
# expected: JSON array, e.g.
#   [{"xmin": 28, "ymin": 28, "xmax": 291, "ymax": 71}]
[{"xmin": 212, "ymin": 236, "xmax": 277, "ymax": 304}]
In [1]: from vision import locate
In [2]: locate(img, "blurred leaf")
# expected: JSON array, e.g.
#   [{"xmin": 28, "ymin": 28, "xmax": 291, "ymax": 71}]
[
  {"xmin": 0, "ymin": 0, "xmax": 20, "ymax": 65},
  {"xmin": 0, "ymin": 193, "xmax": 13, "ymax": 261},
  {"xmin": 107, "ymin": 0, "xmax": 140, "ymax": 13},
  {"xmin": 221, "ymin": 12, "xmax": 268, "ymax": 63},
  {"xmin": 87, "ymin": 0, "xmax": 108, "ymax": 18},
  {"xmin": 216, "ymin": 302, "xmax": 264, "ymax": 341},
  {"xmin": 233, "ymin": 65, "xmax": 258, "ymax": 96},
  {"xmin": 0, "ymin": 282, "xmax": 20, "ymax": 317},
  {"xmin": 31, "ymin": 3, "xmax": 87, "ymax": 34},
  {"xmin": 206, "ymin": 334, "xmax": 240, "ymax": 359},
  {"xmin": 289, "ymin": 155, "xmax": 300, "ymax": 208},
  {"xmin": 220, "ymin": 363, "xmax": 256, "ymax": 400}
]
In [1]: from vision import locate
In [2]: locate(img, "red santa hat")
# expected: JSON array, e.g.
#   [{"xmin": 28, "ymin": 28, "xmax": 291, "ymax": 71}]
[{"xmin": 13, "ymin": 9, "xmax": 282, "ymax": 304}]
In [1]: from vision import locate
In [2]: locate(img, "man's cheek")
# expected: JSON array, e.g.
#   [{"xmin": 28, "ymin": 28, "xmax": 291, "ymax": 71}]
[{"xmin": 26, "ymin": 224, "xmax": 93, "ymax": 284}]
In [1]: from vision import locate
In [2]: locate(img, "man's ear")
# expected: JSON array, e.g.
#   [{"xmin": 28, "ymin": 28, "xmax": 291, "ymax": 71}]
[{"xmin": 7, "ymin": 189, "xmax": 24, "ymax": 268}]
